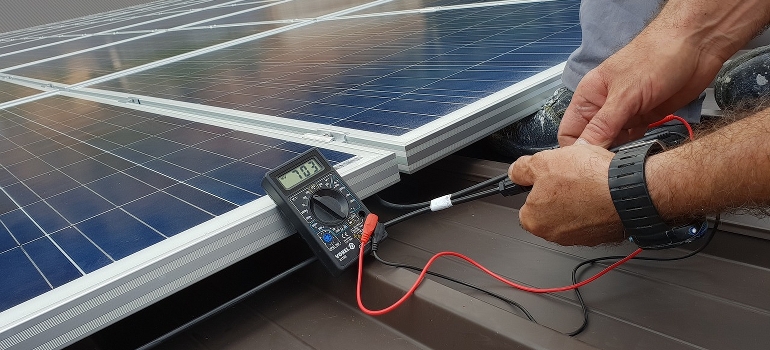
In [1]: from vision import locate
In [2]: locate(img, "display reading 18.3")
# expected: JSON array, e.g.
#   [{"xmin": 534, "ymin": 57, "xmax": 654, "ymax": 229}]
[{"xmin": 277, "ymin": 157, "xmax": 325, "ymax": 190}]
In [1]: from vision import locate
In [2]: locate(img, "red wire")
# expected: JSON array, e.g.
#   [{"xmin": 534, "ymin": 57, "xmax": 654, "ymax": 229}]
[
  {"xmin": 357, "ymin": 116, "xmax": 694, "ymax": 316},
  {"xmin": 648, "ymin": 114, "xmax": 694, "ymax": 140},
  {"xmin": 356, "ymin": 238, "xmax": 642, "ymax": 316}
]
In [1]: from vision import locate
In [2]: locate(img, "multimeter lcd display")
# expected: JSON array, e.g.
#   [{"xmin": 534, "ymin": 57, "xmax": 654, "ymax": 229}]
[{"xmin": 277, "ymin": 157, "xmax": 325, "ymax": 190}]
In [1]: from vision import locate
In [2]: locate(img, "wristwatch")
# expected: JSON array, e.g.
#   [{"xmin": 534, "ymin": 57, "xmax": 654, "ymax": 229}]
[{"xmin": 608, "ymin": 140, "xmax": 708, "ymax": 249}]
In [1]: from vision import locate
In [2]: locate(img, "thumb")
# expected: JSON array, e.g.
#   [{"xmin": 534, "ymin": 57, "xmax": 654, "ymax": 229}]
[{"xmin": 508, "ymin": 156, "xmax": 535, "ymax": 186}]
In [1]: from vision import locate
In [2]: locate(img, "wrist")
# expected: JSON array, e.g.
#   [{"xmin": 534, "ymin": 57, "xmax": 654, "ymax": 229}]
[{"xmin": 644, "ymin": 151, "xmax": 691, "ymax": 223}]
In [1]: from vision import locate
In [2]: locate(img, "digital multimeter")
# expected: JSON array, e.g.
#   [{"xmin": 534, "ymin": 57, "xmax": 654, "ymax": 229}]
[{"xmin": 263, "ymin": 148, "xmax": 373, "ymax": 275}]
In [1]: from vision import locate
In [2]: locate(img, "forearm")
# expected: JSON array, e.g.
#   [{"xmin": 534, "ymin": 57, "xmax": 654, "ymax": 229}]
[
  {"xmin": 647, "ymin": 108, "xmax": 770, "ymax": 222},
  {"xmin": 645, "ymin": 0, "xmax": 770, "ymax": 61}
]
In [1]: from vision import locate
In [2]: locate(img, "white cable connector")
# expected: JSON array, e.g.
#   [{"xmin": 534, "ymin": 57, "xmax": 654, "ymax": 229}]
[{"xmin": 430, "ymin": 194, "xmax": 453, "ymax": 211}]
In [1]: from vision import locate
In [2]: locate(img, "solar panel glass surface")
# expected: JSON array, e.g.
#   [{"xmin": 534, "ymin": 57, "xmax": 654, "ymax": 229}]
[
  {"xmin": 349, "ymin": 0, "xmax": 515, "ymax": 15},
  {"xmin": 124, "ymin": 2, "xmax": 282, "ymax": 31},
  {"xmin": 199, "ymin": 0, "xmax": 375, "ymax": 25},
  {"xmin": 0, "ymin": 34, "xmax": 140, "ymax": 70},
  {"xmin": 0, "ymin": 80, "xmax": 45, "ymax": 104},
  {"xmin": 93, "ymin": 0, "xmax": 580, "ymax": 135},
  {"xmin": 7, "ymin": 23, "xmax": 286, "ymax": 84},
  {"xmin": 0, "ymin": 95, "xmax": 354, "ymax": 312},
  {"xmin": 0, "ymin": 37, "xmax": 73, "ymax": 56}
]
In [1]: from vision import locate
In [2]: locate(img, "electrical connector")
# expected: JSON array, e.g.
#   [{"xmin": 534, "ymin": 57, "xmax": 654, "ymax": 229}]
[
  {"xmin": 371, "ymin": 223, "xmax": 388, "ymax": 252},
  {"xmin": 498, "ymin": 178, "xmax": 531, "ymax": 197},
  {"xmin": 361, "ymin": 213, "xmax": 378, "ymax": 246}
]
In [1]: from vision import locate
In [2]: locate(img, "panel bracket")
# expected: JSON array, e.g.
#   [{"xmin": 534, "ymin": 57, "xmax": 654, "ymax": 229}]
[{"xmin": 303, "ymin": 129, "xmax": 348, "ymax": 143}]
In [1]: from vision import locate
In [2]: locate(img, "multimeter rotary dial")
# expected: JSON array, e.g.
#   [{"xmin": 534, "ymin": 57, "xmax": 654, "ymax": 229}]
[{"xmin": 309, "ymin": 188, "xmax": 349, "ymax": 225}]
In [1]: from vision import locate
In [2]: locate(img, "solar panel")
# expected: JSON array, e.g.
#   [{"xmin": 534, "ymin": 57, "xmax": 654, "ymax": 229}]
[
  {"xmin": 199, "ymin": 0, "xmax": 378, "ymax": 25},
  {"xmin": 0, "ymin": 80, "xmax": 45, "ymax": 105},
  {"xmin": 5, "ymin": 23, "xmax": 286, "ymax": 84},
  {"xmin": 0, "ymin": 0, "xmax": 583, "ymax": 346},
  {"xmin": 0, "ymin": 37, "xmax": 74, "ymax": 56},
  {"xmin": 0, "ymin": 34, "xmax": 141, "ymax": 70},
  {"xmin": 348, "ymin": 0, "xmax": 533, "ymax": 16},
  {"xmin": 85, "ymin": 0, "xmax": 580, "ymax": 170},
  {"xmin": 0, "ymin": 94, "xmax": 398, "ymax": 349},
  {"xmin": 122, "ymin": 0, "xmax": 286, "ymax": 32}
]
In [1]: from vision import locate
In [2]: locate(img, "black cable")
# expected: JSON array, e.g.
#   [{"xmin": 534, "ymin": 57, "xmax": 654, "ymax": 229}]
[
  {"xmin": 566, "ymin": 215, "xmax": 721, "ymax": 336},
  {"xmin": 382, "ymin": 188, "xmax": 500, "ymax": 228},
  {"xmin": 372, "ymin": 251, "xmax": 538, "ymax": 323},
  {"xmin": 136, "ymin": 257, "xmax": 317, "ymax": 350},
  {"xmin": 376, "ymin": 173, "xmax": 509, "ymax": 211}
]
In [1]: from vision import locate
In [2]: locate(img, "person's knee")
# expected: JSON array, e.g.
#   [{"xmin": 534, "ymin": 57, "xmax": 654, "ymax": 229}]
[{"xmin": 714, "ymin": 45, "xmax": 770, "ymax": 112}]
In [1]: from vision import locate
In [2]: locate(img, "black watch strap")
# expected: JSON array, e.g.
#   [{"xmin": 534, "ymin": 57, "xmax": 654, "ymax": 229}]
[{"xmin": 608, "ymin": 140, "xmax": 668, "ymax": 237}]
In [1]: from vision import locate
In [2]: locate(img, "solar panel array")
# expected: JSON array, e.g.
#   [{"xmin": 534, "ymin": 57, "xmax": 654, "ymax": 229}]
[
  {"xmin": 0, "ymin": 0, "xmax": 580, "ymax": 348},
  {"xmin": 89, "ymin": 1, "xmax": 579, "ymax": 135},
  {"xmin": 0, "ymin": 94, "xmax": 357, "ymax": 311}
]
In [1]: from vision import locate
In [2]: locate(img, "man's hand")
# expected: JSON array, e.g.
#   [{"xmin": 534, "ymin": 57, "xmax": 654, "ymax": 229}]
[
  {"xmin": 508, "ymin": 145, "xmax": 623, "ymax": 246},
  {"xmin": 558, "ymin": 35, "xmax": 723, "ymax": 148},
  {"xmin": 557, "ymin": 0, "xmax": 769, "ymax": 148}
]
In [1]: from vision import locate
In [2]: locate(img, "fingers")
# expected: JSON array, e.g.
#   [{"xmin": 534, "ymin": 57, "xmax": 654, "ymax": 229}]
[
  {"xmin": 558, "ymin": 101, "xmax": 590, "ymax": 147},
  {"xmin": 577, "ymin": 101, "xmax": 632, "ymax": 148},
  {"xmin": 508, "ymin": 155, "xmax": 535, "ymax": 186}
]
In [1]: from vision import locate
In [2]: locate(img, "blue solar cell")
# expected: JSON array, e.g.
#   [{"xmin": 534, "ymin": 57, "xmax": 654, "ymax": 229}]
[
  {"xmin": 164, "ymin": 184, "xmax": 237, "ymax": 216},
  {"xmin": 130, "ymin": 119, "xmax": 180, "ymax": 135},
  {"xmin": 76, "ymin": 209, "xmax": 164, "ymax": 260},
  {"xmin": 6, "ymin": 158, "xmax": 55, "ymax": 181},
  {"xmin": 373, "ymin": 99, "xmax": 462, "ymax": 116},
  {"xmin": 0, "ymin": 191, "xmax": 17, "ymax": 215},
  {"xmin": 128, "ymin": 137, "xmax": 187, "ymax": 158},
  {"xmin": 60, "ymin": 159, "xmax": 117, "ymax": 184},
  {"xmin": 205, "ymin": 162, "xmax": 267, "ymax": 195},
  {"xmin": 0, "ymin": 248, "xmax": 51, "ymax": 312},
  {"xmin": 144, "ymin": 160, "xmax": 198, "ymax": 182},
  {"xmin": 24, "ymin": 140, "xmax": 62, "ymax": 156},
  {"xmin": 275, "ymin": 141, "xmax": 313, "ymax": 155},
  {"xmin": 46, "ymin": 187, "xmax": 114, "ymax": 224},
  {"xmin": 93, "ymin": 153, "xmax": 136, "ymax": 171},
  {"xmin": 229, "ymin": 131, "xmax": 286, "ymax": 147},
  {"xmin": 1, "ymin": 209, "xmax": 44, "ymax": 244},
  {"xmin": 196, "ymin": 136, "xmax": 269, "ymax": 159},
  {"xmin": 10, "ymin": 131, "xmax": 47, "ymax": 146},
  {"xmin": 86, "ymin": 173, "xmax": 156, "ymax": 206},
  {"xmin": 99, "ymin": 128, "xmax": 150, "ymax": 146},
  {"xmin": 24, "ymin": 238, "xmax": 82, "ymax": 288},
  {"xmin": 39, "ymin": 148, "xmax": 86, "ymax": 168},
  {"xmin": 123, "ymin": 166, "xmax": 178, "ymax": 190},
  {"xmin": 122, "ymin": 192, "xmax": 212, "ymax": 236},
  {"xmin": 3, "ymin": 183, "xmax": 39, "ymax": 207},
  {"xmin": 24, "ymin": 170, "xmax": 80, "ymax": 199},
  {"xmin": 50, "ymin": 228, "xmax": 112, "ymax": 274},
  {"xmin": 24, "ymin": 201, "xmax": 69, "ymax": 234},
  {"xmin": 0, "ymin": 224, "xmax": 16, "ymax": 253},
  {"xmin": 2, "ymin": 148, "xmax": 35, "ymax": 165},
  {"xmin": 85, "ymin": 137, "xmax": 122, "ymax": 152},
  {"xmin": 346, "ymin": 109, "xmax": 439, "ymax": 130},
  {"xmin": 111, "ymin": 147, "xmax": 155, "ymax": 164},
  {"xmin": 161, "ymin": 147, "xmax": 234, "ymax": 173},
  {"xmin": 185, "ymin": 175, "xmax": 259, "ymax": 205}
]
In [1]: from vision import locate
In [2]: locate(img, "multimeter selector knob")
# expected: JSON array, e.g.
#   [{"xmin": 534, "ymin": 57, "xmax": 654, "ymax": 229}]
[{"xmin": 310, "ymin": 189, "xmax": 349, "ymax": 225}]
